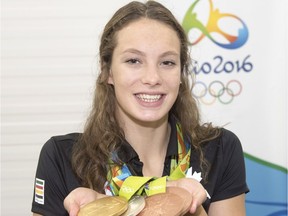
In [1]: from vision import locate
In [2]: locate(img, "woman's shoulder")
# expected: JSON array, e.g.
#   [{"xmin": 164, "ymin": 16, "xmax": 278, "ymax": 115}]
[
  {"xmin": 204, "ymin": 127, "xmax": 244, "ymax": 161},
  {"xmin": 40, "ymin": 132, "xmax": 82, "ymax": 159},
  {"xmin": 219, "ymin": 126, "xmax": 240, "ymax": 139},
  {"xmin": 50, "ymin": 132, "xmax": 81, "ymax": 144},
  {"xmin": 201, "ymin": 127, "xmax": 243, "ymax": 156},
  {"xmin": 219, "ymin": 128, "xmax": 242, "ymax": 149}
]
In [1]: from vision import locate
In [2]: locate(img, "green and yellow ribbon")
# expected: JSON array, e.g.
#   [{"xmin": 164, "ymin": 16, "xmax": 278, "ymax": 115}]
[{"xmin": 106, "ymin": 123, "xmax": 191, "ymax": 200}]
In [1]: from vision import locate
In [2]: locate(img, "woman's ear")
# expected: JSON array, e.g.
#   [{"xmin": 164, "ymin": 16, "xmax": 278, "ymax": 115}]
[{"xmin": 107, "ymin": 69, "xmax": 114, "ymax": 85}]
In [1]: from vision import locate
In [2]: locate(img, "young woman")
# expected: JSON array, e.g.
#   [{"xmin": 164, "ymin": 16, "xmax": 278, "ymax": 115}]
[{"xmin": 32, "ymin": 1, "xmax": 249, "ymax": 216}]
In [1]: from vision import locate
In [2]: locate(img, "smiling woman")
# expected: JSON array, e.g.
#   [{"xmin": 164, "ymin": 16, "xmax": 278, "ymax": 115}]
[
  {"xmin": 108, "ymin": 18, "xmax": 181, "ymax": 125},
  {"xmin": 31, "ymin": 1, "xmax": 249, "ymax": 216}
]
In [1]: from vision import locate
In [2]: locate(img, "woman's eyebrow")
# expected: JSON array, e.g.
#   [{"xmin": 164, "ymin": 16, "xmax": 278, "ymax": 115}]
[
  {"xmin": 122, "ymin": 49, "xmax": 179, "ymax": 58},
  {"xmin": 159, "ymin": 51, "xmax": 179, "ymax": 58},
  {"xmin": 122, "ymin": 48, "xmax": 145, "ymax": 56}
]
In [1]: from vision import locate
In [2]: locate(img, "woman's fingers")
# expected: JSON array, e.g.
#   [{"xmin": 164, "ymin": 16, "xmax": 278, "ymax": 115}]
[{"xmin": 63, "ymin": 187, "xmax": 105, "ymax": 216}]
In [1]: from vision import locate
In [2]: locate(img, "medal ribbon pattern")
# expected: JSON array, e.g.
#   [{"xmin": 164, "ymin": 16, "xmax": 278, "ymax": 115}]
[{"xmin": 106, "ymin": 123, "xmax": 191, "ymax": 200}]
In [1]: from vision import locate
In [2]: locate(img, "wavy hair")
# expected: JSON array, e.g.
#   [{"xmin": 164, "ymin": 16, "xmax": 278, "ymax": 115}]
[{"xmin": 72, "ymin": 0, "xmax": 220, "ymax": 192}]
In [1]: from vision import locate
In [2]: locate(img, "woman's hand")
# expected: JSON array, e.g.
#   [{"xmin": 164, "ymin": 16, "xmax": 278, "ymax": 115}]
[
  {"xmin": 166, "ymin": 178, "xmax": 207, "ymax": 214},
  {"xmin": 63, "ymin": 187, "xmax": 107, "ymax": 216}
]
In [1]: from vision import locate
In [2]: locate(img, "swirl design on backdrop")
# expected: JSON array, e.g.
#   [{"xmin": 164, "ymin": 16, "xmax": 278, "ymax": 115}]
[
  {"xmin": 182, "ymin": 1, "xmax": 287, "ymax": 215},
  {"xmin": 182, "ymin": 0, "xmax": 249, "ymax": 49},
  {"xmin": 192, "ymin": 80, "xmax": 242, "ymax": 105}
]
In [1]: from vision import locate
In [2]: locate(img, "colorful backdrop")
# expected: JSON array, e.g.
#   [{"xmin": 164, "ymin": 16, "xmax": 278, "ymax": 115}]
[{"xmin": 167, "ymin": 0, "xmax": 287, "ymax": 215}]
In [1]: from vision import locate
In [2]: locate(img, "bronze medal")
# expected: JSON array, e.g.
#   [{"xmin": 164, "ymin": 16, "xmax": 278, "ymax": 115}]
[
  {"xmin": 78, "ymin": 196, "xmax": 128, "ymax": 216},
  {"xmin": 137, "ymin": 192, "xmax": 184, "ymax": 216},
  {"xmin": 166, "ymin": 187, "xmax": 192, "ymax": 215}
]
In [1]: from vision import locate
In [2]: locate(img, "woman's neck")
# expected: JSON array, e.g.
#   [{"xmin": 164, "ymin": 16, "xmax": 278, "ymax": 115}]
[{"xmin": 120, "ymin": 116, "xmax": 171, "ymax": 176}]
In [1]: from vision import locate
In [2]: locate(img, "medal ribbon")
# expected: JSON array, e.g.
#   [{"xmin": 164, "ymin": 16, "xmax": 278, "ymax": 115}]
[{"xmin": 106, "ymin": 123, "xmax": 190, "ymax": 200}]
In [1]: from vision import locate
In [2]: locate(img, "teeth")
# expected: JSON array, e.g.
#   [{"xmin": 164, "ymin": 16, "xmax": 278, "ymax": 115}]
[{"xmin": 136, "ymin": 94, "xmax": 161, "ymax": 102}]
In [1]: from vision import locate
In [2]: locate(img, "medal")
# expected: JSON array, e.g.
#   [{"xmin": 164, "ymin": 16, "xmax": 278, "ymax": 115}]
[
  {"xmin": 137, "ymin": 192, "xmax": 184, "ymax": 216},
  {"xmin": 166, "ymin": 187, "xmax": 192, "ymax": 215},
  {"xmin": 78, "ymin": 196, "xmax": 128, "ymax": 216},
  {"xmin": 121, "ymin": 195, "xmax": 146, "ymax": 216}
]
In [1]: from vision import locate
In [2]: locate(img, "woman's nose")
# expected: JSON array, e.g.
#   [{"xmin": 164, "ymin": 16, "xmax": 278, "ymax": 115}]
[{"xmin": 141, "ymin": 65, "xmax": 162, "ymax": 85}]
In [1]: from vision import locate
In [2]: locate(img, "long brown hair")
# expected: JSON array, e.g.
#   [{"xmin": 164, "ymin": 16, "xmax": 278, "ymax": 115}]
[{"xmin": 72, "ymin": 0, "xmax": 220, "ymax": 192}]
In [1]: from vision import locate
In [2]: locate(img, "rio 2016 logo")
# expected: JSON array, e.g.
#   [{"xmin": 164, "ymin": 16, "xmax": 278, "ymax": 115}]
[
  {"xmin": 182, "ymin": 0, "xmax": 249, "ymax": 49},
  {"xmin": 182, "ymin": 0, "xmax": 252, "ymax": 105},
  {"xmin": 191, "ymin": 55, "xmax": 253, "ymax": 105}
]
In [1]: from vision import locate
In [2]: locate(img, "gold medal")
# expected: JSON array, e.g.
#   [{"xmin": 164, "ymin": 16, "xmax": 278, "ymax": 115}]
[
  {"xmin": 121, "ymin": 195, "xmax": 146, "ymax": 216},
  {"xmin": 78, "ymin": 196, "xmax": 128, "ymax": 216}
]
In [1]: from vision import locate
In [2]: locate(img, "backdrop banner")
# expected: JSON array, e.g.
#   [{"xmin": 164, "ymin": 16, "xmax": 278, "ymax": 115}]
[{"xmin": 157, "ymin": 0, "xmax": 287, "ymax": 215}]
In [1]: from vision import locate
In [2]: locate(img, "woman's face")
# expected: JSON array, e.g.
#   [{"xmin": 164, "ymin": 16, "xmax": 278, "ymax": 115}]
[{"xmin": 109, "ymin": 18, "xmax": 181, "ymax": 125}]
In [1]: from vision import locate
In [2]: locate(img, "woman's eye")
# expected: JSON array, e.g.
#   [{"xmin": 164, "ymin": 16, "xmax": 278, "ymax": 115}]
[
  {"xmin": 126, "ymin": 58, "xmax": 140, "ymax": 64},
  {"xmin": 162, "ymin": 61, "xmax": 176, "ymax": 66}
]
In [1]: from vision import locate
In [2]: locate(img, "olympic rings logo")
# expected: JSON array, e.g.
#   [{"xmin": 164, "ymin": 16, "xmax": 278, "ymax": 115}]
[
  {"xmin": 192, "ymin": 80, "xmax": 242, "ymax": 105},
  {"xmin": 120, "ymin": 186, "xmax": 135, "ymax": 193}
]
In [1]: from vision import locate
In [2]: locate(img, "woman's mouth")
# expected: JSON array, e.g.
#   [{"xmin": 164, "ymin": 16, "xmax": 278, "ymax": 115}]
[{"xmin": 135, "ymin": 94, "xmax": 162, "ymax": 102}]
